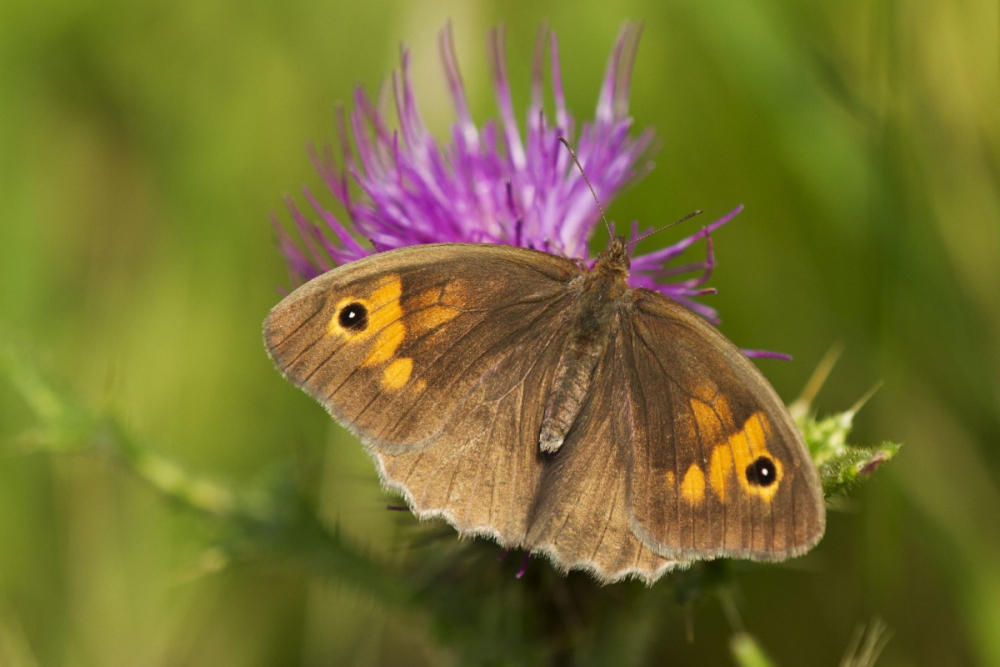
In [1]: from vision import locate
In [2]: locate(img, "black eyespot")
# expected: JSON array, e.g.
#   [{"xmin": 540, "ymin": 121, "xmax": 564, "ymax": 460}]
[
  {"xmin": 745, "ymin": 457, "xmax": 777, "ymax": 487},
  {"xmin": 338, "ymin": 302, "xmax": 368, "ymax": 331}
]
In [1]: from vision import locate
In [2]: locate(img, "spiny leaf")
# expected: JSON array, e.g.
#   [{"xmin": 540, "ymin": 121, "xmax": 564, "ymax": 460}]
[
  {"xmin": 790, "ymin": 348, "xmax": 900, "ymax": 499},
  {"xmin": 818, "ymin": 442, "xmax": 900, "ymax": 497}
]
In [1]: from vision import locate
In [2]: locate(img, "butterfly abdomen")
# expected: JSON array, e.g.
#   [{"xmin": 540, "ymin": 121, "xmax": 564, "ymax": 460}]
[{"xmin": 538, "ymin": 270, "xmax": 630, "ymax": 454}]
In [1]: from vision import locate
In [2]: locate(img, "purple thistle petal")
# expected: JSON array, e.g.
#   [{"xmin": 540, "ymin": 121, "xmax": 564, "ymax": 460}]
[
  {"xmin": 283, "ymin": 196, "xmax": 333, "ymax": 273},
  {"xmin": 742, "ymin": 350, "xmax": 794, "ymax": 361},
  {"xmin": 439, "ymin": 22, "xmax": 477, "ymax": 145},
  {"xmin": 530, "ymin": 24, "xmax": 547, "ymax": 114},
  {"xmin": 301, "ymin": 187, "xmax": 366, "ymax": 261},
  {"xmin": 549, "ymin": 31, "xmax": 571, "ymax": 136},
  {"xmin": 631, "ymin": 205, "xmax": 742, "ymax": 267},
  {"xmin": 515, "ymin": 551, "xmax": 530, "ymax": 579},
  {"xmin": 270, "ymin": 212, "xmax": 319, "ymax": 284},
  {"xmin": 333, "ymin": 106, "xmax": 356, "ymax": 171},
  {"xmin": 613, "ymin": 24, "xmax": 641, "ymax": 121},
  {"xmin": 489, "ymin": 25, "xmax": 527, "ymax": 171},
  {"xmin": 595, "ymin": 25, "xmax": 626, "ymax": 124}
]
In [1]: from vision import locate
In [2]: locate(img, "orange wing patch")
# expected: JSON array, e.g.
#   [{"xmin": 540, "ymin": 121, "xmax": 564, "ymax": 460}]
[
  {"xmin": 324, "ymin": 275, "xmax": 415, "ymax": 391},
  {"xmin": 364, "ymin": 321, "xmax": 406, "ymax": 366},
  {"xmin": 326, "ymin": 275, "xmax": 404, "ymax": 342},
  {"xmin": 406, "ymin": 283, "xmax": 461, "ymax": 336},
  {"xmin": 411, "ymin": 286, "xmax": 444, "ymax": 309},
  {"xmin": 690, "ymin": 399, "xmax": 726, "ymax": 445},
  {"xmin": 690, "ymin": 392, "xmax": 738, "ymax": 501},
  {"xmin": 728, "ymin": 412, "xmax": 783, "ymax": 501},
  {"xmin": 324, "ymin": 276, "xmax": 468, "ymax": 392},
  {"xmin": 692, "ymin": 379, "xmax": 719, "ymax": 402},
  {"xmin": 708, "ymin": 444, "xmax": 734, "ymax": 501},
  {"xmin": 366, "ymin": 277, "xmax": 404, "ymax": 335},
  {"xmin": 382, "ymin": 357, "xmax": 413, "ymax": 390},
  {"xmin": 411, "ymin": 306, "xmax": 460, "ymax": 335},
  {"xmin": 680, "ymin": 464, "xmax": 706, "ymax": 504},
  {"xmin": 689, "ymin": 390, "xmax": 783, "ymax": 502},
  {"xmin": 712, "ymin": 393, "xmax": 735, "ymax": 430}
]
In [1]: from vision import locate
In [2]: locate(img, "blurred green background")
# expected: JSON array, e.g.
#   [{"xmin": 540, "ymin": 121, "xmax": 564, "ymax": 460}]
[{"xmin": 2, "ymin": 0, "xmax": 999, "ymax": 665}]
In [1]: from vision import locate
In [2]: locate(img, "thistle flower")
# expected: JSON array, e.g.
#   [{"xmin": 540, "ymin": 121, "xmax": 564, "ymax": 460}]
[{"xmin": 276, "ymin": 22, "xmax": 738, "ymax": 322}]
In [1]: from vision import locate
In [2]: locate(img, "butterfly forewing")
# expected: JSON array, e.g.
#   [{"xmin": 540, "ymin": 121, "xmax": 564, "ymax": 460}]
[
  {"xmin": 265, "ymin": 244, "xmax": 582, "ymax": 544},
  {"xmin": 265, "ymin": 244, "xmax": 580, "ymax": 451},
  {"xmin": 621, "ymin": 289, "xmax": 825, "ymax": 560}
]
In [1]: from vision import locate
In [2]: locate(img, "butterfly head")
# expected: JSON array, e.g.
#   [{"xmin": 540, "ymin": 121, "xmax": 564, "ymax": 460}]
[{"xmin": 593, "ymin": 235, "xmax": 631, "ymax": 281}]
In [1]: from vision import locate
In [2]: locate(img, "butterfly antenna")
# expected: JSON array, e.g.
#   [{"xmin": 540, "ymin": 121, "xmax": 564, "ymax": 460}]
[
  {"xmin": 558, "ymin": 137, "xmax": 613, "ymax": 238},
  {"xmin": 626, "ymin": 209, "xmax": 703, "ymax": 249}
]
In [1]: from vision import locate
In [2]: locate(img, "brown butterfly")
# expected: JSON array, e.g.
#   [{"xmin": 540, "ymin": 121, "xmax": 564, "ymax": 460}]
[{"xmin": 263, "ymin": 236, "xmax": 825, "ymax": 584}]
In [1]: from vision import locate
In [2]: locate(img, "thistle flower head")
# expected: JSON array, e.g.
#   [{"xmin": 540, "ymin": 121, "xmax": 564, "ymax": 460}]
[{"xmin": 276, "ymin": 22, "xmax": 737, "ymax": 321}]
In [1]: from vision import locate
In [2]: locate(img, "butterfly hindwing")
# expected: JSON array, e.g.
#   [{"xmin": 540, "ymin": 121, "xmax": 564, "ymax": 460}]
[
  {"xmin": 526, "ymin": 324, "xmax": 681, "ymax": 583},
  {"xmin": 621, "ymin": 289, "xmax": 825, "ymax": 560}
]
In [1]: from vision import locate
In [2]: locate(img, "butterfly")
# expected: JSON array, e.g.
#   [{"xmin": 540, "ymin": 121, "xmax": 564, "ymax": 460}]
[{"xmin": 263, "ymin": 236, "xmax": 825, "ymax": 584}]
